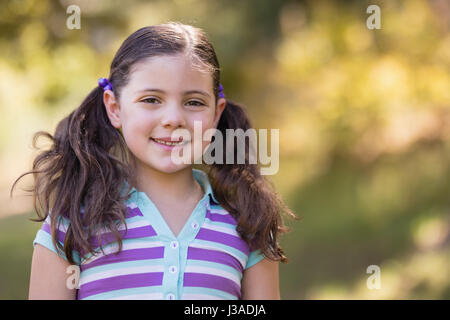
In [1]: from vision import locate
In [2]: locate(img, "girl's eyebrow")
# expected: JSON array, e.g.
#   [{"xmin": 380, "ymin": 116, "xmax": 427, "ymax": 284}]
[{"xmin": 136, "ymin": 88, "xmax": 211, "ymax": 98}]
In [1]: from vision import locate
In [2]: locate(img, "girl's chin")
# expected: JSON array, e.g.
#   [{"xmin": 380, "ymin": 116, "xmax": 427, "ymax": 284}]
[{"xmin": 141, "ymin": 158, "xmax": 191, "ymax": 173}]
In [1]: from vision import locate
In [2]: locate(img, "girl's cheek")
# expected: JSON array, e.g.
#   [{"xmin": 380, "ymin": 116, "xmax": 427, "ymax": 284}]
[{"xmin": 129, "ymin": 113, "xmax": 156, "ymax": 132}]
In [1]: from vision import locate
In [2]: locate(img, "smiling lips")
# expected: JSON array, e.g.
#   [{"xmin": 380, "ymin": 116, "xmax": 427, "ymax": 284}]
[{"xmin": 151, "ymin": 137, "xmax": 185, "ymax": 146}]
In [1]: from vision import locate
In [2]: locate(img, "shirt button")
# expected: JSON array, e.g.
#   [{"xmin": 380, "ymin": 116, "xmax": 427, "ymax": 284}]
[
  {"xmin": 166, "ymin": 293, "xmax": 175, "ymax": 300},
  {"xmin": 191, "ymin": 221, "xmax": 199, "ymax": 229},
  {"xmin": 170, "ymin": 241, "xmax": 178, "ymax": 249},
  {"xmin": 169, "ymin": 266, "xmax": 178, "ymax": 273}
]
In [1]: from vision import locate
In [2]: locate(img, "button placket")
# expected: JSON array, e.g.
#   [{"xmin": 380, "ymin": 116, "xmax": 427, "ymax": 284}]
[
  {"xmin": 163, "ymin": 239, "xmax": 180, "ymax": 300},
  {"xmin": 166, "ymin": 293, "xmax": 175, "ymax": 300},
  {"xmin": 169, "ymin": 266, "xmax": 178, "ymax": 273},
  {"xmin": 191, "ymin": 221, "xmax": 199, "ymax": 230}
]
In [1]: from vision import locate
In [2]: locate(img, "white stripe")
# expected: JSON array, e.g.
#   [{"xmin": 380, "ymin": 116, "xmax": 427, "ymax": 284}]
[
  {"xmin": 110, "ymin": 292, "xmax": 164, "ymax": 300},
  {"xmin": 189, "ymin": 242, "xmax": 246, "ymax": 267},
  {"xmin": 184, "ymin": 265, "xmax": 241, "ymax": 287},
  {"xmin": 181, "ymin": 293, "xmax": 226, "ymax": 300},
  {"xmin": 208, "ymin": 208, "xmax": 229, "ymax": 215},
  {"xmin": 82, "ymin": 240, "xmax": 164, "ymax": 265},
  {"xmin": 202, "ymin": 222, "xmax": 240, "ymax": 237},
  {"xmin": 127, "ymin": 202, "xmax": 138, "ymax": 209},
  {"xmin": 44, "ymin": 215, "xmax": 70, "ymax": 232},
  {"xmin": 80, "ymin": 265, "xmax": 164, "ymax": 285}
]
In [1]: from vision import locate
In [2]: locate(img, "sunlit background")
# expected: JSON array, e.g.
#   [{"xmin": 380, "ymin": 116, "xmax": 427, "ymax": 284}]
[{"xmin": 1, "ymin": 0, "xmax": 449, "ymax": 299}]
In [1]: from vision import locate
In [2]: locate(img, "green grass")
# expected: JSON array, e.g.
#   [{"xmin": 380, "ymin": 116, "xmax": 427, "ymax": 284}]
[{"xmin": 0, "ymin": 212, "xmax": 41, "ymax": 299}]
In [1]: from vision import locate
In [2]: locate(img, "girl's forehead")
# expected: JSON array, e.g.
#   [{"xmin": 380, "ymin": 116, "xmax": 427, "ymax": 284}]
[{"xmin": 128, "ymin": 54, "xmax": 213, "ymax": 87}]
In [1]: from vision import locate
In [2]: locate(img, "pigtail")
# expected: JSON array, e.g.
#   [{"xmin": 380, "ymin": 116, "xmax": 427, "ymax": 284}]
[
  {"xmin": 205, "ymin": 99, "xmax": 298, "ymax": 263},
  {"xmin": 12, "ymin": 85, "xmax": 132, "ymax": 264}
]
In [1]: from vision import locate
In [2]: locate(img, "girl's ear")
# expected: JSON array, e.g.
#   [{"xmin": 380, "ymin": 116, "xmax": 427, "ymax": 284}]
[
  {"xmin": 103, "ymin": 90, "xmax": 122, "ymax": 129},
  {"xmin": 213, "ymin": 98, "xmax": 227, "ymax": 128}
]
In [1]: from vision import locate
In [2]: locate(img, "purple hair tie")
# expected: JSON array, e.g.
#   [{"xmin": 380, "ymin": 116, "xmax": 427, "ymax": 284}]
[
  {"xmin": 218, "ymin": 83, "xmax": 225, "ymax": 98},
  {"xmin": 98, "ymin": 77, "xmax": 113, "ymax": 91}
]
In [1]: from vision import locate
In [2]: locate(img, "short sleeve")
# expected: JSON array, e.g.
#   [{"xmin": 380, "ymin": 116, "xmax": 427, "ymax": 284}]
[
  {"xmin": 33, "ymin": 214, "xmax": 81, "ymax": 265},
  {"xmin": 245, "ymin": 249, "xmax": 265, "ymax": 270}
]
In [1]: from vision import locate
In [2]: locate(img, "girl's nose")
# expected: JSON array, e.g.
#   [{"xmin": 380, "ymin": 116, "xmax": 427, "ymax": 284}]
[{"xmin": 160, "ymin": 103, "xmax": 186, "ymax": 128}]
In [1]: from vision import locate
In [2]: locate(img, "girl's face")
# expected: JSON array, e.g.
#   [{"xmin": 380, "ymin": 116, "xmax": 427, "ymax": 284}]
[{"xmin": 103, "ymin": 54, "xmax": 226, "ymax": 174}]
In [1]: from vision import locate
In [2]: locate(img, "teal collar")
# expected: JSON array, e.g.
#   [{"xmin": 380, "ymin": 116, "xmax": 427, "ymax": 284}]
[{"xmin": 192, "ymin": 168, "xmax": 219, "ymax": 205}]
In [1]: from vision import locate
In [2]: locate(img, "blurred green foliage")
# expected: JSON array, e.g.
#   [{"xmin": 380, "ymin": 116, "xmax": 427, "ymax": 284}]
[{"xmin": 0, "ymin": 0, "xmax": 449, "ymax": 299}]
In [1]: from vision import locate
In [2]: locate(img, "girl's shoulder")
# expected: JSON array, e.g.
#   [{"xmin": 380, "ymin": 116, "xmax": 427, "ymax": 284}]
[{"xmin": 33, "ymin": 212, "xmax": 81, "ymax": 265}]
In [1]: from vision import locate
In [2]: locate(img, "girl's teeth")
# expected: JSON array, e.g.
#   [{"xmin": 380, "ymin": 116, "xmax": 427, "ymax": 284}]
[{"xmin": 153, "ymin": 139, "xmax": 182, "ymax": 146}]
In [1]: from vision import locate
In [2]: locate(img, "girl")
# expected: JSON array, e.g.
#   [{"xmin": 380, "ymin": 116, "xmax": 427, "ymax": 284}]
[{"xmin": 16, "ymin": 22, "xmax": 296, "ymax": 300}]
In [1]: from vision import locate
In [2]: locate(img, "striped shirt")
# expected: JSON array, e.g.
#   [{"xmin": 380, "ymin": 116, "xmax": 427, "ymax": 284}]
[{"xmin": 33, "ymin": 168, "xmax": 265, "ymax": 300}]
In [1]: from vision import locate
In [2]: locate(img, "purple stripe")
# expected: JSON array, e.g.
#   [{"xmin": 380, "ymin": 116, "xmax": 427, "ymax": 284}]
[
  {"xmin": 81, "ymin": 247, "xmax": 165, "ymax": 271},
  {"xmin": 89, "ymin": 225, "xmax": 157, "ymax": 249},
  {"xmin": 126, "ymin": 206, "xmax": 143, "ymax": 218},
  {"xmin": 205, "ymin": 210, "xmax": 237, "ymax": 225},
  {"xmin": 183, "ymin": 272, "xmax": 240, "ymax": 298},
  {"xmin": 187, "ymin": 247, "xmax": 243, "ymax": 273},
  {"xmin": 78, "ymin": 272, "xmax": 163, "ymax": 299},
  {"xmin": 195, "ymin": 228, "xmax": 249, "ymax": 255},
  {"xmin": 42, "ymin": 222, "xmax": 66, "ymax": 244}
]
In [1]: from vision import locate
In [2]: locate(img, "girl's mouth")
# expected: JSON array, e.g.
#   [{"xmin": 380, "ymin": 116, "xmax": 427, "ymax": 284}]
[
  {"xmin": 150, "ymin": 137, "xmax": 189, "ymax": 150},
  {"xmin": 151, "ymin": 137, "xmax": 184, "ymax": 146}
]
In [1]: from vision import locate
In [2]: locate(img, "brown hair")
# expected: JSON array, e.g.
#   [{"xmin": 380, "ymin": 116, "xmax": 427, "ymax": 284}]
[{"xmin": 11, "ymin": 22, "xmax": 297, "ymax": 265}]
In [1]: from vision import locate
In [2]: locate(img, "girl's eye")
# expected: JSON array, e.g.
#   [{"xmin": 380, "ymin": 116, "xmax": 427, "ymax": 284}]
[
  {"xmin": 140, "ymin": 98, "xmax": 205, "ymax": 106},
  {"xmin": 141, "ymin": 97, "xmax": 160, "ymax": 104},
  {"xmin": 186, "ymin": 100, "xmax": 205, "ymax": 107}
]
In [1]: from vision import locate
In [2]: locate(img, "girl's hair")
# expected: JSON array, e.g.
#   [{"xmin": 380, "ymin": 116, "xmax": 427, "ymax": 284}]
[{"xmin": 12, "ymin": 22, "xmax": 297, "ymax": 265}]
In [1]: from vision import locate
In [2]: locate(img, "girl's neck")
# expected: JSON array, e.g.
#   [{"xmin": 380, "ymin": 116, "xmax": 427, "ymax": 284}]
[{"xmin": 132, "ymin": 164, "xmax": 203, "ymax": 207}]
